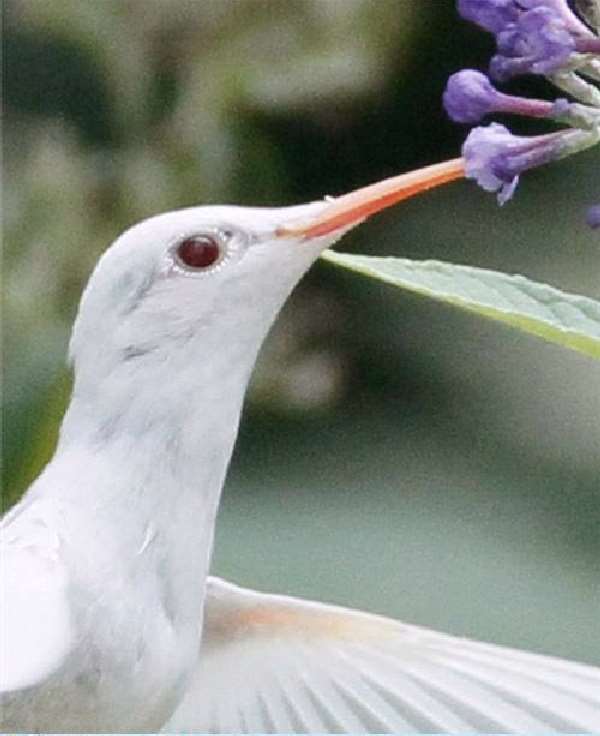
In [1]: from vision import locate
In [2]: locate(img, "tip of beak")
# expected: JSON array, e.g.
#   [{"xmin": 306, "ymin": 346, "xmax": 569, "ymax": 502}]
[{"xmin": 277, "ymin": 157, "xmax": 465, "ymax": 239}]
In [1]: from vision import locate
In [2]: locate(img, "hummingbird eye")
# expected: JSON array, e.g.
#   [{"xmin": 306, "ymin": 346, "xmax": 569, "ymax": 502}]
[{"xmin": 175, "ymin": 235, "xmax": 222, "ymax": 271}]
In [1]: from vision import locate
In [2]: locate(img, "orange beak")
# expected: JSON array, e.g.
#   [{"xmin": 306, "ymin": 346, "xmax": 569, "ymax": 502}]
[{"xmin": 277, "ymin": 157, "xmax": 465, "ymax": 239}]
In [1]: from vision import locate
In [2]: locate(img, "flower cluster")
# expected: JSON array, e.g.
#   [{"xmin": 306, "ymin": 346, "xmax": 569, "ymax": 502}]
[{"xmin": 444, "ymin": 0, "xmax": 600, "ymax": 224}]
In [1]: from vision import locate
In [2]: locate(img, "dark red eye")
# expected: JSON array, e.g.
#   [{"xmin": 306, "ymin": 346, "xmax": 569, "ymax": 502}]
[{"xmin": 176, "ymin": 235, "xmax": 221, "ymax": 270}]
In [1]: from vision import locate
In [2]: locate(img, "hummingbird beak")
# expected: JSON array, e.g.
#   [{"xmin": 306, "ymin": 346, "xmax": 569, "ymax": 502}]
[{"xmin": 276, "ymin": 157, "xmax": 464, "ymax": 239}]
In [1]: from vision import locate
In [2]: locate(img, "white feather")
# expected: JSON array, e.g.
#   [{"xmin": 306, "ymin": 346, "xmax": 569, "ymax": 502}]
[
  {"xmin": 164, "ymin": 577, "xmax": 600, "ymax": 734},
  {"xmin": 0, "ymin": 501, "xmax": 71, "ymax": 692}
]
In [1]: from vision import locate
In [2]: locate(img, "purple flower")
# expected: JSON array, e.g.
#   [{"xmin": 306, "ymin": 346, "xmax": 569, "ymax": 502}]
[
  {"xmin": 462, "ymin": 122, "xmax": 570, "ymax": 204},
  {"xmin": 586, "ymin": 204, "xmax": 600, "ymax": 229},
  {"xmin": 459, "ymin": 0, "xmax": 593, "ymax": 37},
  {"xmin": 450, "ymin": 1, "xmax": 600, "ymax": 211},
  {"xmin": 444, "ymin": 69, "xmax": 554, "ymax": 122},
  {"xmin": 519, "ymin": 0, "xmax": 595, "ymax": 36},
  {"xmin": 491, "ymin": 6, "xmax": 576, "ymax": 80},
  {"xmin": 458, "ymin": 0, "xmax": 519, "ymax": 33},
  {"xmin": 463, "ymin": 124, "xmax": 520, "ymax": 203},
  {"xmin": 444, "ymin": 70, "xmax": 501, "ymax": 122}
]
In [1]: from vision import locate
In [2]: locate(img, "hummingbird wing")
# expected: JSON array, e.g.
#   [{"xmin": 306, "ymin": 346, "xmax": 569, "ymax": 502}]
[
  {"xmin": 164, "ymin": 576, "xmax": 600, "ymax": 734},
  {"xmin": 0, "ymin": 501, "xmax": 72, "ymax": 693}
]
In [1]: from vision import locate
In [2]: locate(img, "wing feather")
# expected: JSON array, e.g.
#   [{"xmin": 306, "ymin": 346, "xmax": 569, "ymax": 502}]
[
  {"xmin": 296, "ymin": 643, "xmax": 366, "ymax": 732},
  {"xmin": 1, "ymin": 506, "xmax": 72, "ymax": 694},
  {"xmin": 258, "ymin": 686, "xmax": 295, "ymax": 732},
  {"xmin": 434, "ymin": 653, "xmax": 600, "ymax": 731},
  {"xmin": 328, "ymin": 652, "xmax": 419, "ymax": 732},
  {"xmin": 335, "ymin": 645, "xmax": 473, "ymax": 732},
  {"xmin": 278, "ymin": 655, "xmax": 330, "ymax": 733},
  {"xmin": 164, "ymin": 577, "xmax": 600, "ymax": 733}
]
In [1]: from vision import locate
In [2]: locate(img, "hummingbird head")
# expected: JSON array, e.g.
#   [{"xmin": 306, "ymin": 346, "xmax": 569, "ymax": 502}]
[
  {"xmin": 69, "ymin": 200, "xmax": 337, "ymax": 391},
  {"xmin": 63, "ymin": 160, "xmax": 463, "ymax": 448}
]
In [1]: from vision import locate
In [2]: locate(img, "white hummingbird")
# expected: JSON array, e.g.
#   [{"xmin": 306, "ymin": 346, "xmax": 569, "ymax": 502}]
[{"xmin": 2, "ymin": 158, "xmax": 599, "ymax": 733}]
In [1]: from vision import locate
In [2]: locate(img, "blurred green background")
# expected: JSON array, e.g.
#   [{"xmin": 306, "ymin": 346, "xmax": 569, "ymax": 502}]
[{"xmin": 3, "ymin": 1, "xmax": 599, "ymax": 665}]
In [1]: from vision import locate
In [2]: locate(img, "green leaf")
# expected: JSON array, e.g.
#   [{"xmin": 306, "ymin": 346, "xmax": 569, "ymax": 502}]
[{"xmin": 322, "ymin": 250, "xmax": 600, "ymax": 360}]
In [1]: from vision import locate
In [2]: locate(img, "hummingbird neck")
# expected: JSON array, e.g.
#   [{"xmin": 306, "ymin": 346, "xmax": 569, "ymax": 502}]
[
  {"xmin": 55, "ymin": 352, "xmax": 251, "ymax": 515},
  {"xmin": 40, "ymin": 272, "xmax": 285, "ymax": 629},
  {"xmin": 38, "ymin": 356, "xmax": 253, "ymax": 629}
]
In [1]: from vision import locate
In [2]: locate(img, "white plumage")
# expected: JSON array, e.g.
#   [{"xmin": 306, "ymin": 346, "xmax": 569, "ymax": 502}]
[
  {"xmin": 166, "ymin": 578, "xmax": 600, "ymax": 733},
  {"xmin": 2, "ymin": 160, "xmax": 598, "ymax": 732}
]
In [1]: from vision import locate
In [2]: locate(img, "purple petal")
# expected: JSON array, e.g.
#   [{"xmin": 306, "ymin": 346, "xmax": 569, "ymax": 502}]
[
  {"xmin": 518, "ymin": 0, "xmax": 594, "ymax": 35},
  {"xmin": 458, "ymin": 0, "xmax": 520, "ymax": 33},
  {"xmin": 444, "ymin": 68, "xmax": 554, "ymax": 122},
  {"xmin": 462, "ymin": 123, "xmax": 570, "ymax": 205},
  {"xmin": 462, "ymin": 123, "xmax": 519, "ymax": 200},
  {"xmin": 490, "ymin": 7, "xmax": 575, "ymax": 80},
  {"xmin": 443, "ymin": 69, "xmax": 500, "ymax": 122},
  {"xmin": 497, "ymin": 175, "xmax": 520, "ymax": 204}
]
